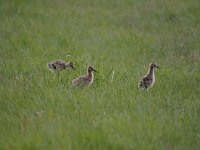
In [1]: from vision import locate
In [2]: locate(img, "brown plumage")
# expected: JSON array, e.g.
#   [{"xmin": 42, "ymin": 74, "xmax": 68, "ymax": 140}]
[
  {"xmin": 71, "ymin": 65, "xmax": 97, "ymax": 87},
  {"xmin": 138, "ymin": 63, "xmax": 160, "ymax": 90},
  {"xmin": 47, "ymin": 60, "xmax": 75, "ymax": 73}
]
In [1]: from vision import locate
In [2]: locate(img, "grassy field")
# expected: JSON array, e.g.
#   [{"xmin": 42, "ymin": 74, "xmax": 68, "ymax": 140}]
[{"xmin": 0, "ymin": 0, "xmax": 200, "ymax": 149}]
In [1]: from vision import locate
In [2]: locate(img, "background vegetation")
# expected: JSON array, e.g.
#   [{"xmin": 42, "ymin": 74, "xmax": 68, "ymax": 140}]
[{"xmin": 0, "ymin": 0, "xmax": 200, "ymax": 149}]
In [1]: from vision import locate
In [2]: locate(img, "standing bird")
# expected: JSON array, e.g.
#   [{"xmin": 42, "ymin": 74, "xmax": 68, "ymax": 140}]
[
  {"xmin": 71, "ymin": 65, "xmax": 97, "ymax": 87},
  {"xmin": 47, "ymin": 60, "xmax": 75, "ymax": 73},
  {"xmin": 138, "ymin": 63, "xmax": 160, "ymax": 90}
]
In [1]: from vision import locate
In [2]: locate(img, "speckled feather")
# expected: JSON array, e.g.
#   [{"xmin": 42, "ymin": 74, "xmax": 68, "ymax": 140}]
[
  {"xmin": 47, "ymin": 60, "xmax": 74, "ymax": 72},
  {"xmin": 71, "ymin": 65, "xmax": 96, "ymax": 87},
  {"xmin": 138, "ymin": 63, "xmax": 159, "ymax": 90}
]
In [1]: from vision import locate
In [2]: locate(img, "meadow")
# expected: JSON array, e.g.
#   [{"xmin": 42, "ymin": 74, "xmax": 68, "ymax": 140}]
[{"xmin": 0, "ymin": 0, "xmax": 200, "ymax": 149}]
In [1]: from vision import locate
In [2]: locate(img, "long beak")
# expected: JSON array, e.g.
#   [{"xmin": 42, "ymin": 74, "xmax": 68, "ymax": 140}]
[
  {"xmin": 72, "ymin": 66, "xmax": 76, "ymax": 70},
  {"xmin": 156, "ymin": 66, "xmax": 160, "ymax": 69},
  {"xmin": 93, "ymin": 69, "xmax": 98, "ymax": 73}
]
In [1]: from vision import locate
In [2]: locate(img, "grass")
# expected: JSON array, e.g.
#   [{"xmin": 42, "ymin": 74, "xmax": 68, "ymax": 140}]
[{"xmin": 0, "ymin": 0, "xmax": 200, "ymax": 149}]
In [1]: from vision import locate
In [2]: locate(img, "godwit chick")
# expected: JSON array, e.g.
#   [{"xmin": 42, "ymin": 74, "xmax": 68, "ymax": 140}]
[
  {"xmin": 138, "ymin": 63, "xmax": 160, "ymax": 90},
  {"xmin": 71, "ymin": 65, "xmax": 97, "ymax": 87},
  {"xmin": 47, "ymin": 60, "xmax": 75, "ymax": 73}
]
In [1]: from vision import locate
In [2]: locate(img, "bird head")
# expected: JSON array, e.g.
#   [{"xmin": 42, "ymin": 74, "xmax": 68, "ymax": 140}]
[
  {"xmin": 88, "ymin": 65, "xmax": 97, "ymax": 73},
  {"xmin": 68, "ymin": 62, "xmax": 76, "ymax": 70},
  {"xmin": 150, "ymin": 63, "xmax": 160, "ymax": 69}
]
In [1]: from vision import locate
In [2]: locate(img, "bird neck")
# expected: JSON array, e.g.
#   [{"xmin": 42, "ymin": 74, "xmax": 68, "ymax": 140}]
[
  {"xmin": 148, "ymin": 66, "xmax": 154, "ymax": 76},
  {"xmin": 87, "ymin": 70, "xmax": 93, "ymax": 78},
  {"xmin": 87, "ymin": 71, "xmax": 94, "ymax": 81},
  {"xmin": 66, "ymin": 63, "xmax": 70, "ymax": 68}
]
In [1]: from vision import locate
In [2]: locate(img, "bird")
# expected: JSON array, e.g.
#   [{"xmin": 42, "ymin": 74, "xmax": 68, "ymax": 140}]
[
  {"xmin": 71, "ymin": 65, "xmax": 97, "ymax": 87},
  {"xmin": 138, "ymin": 63, "xmax": 160, "ymax": 90},
  {"xmin": 47, "ymin": 60, "xmax": 75, "ymax": 73}
]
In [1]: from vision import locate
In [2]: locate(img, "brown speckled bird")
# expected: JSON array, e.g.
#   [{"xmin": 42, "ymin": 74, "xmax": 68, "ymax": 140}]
[
  {"xmin": 138, "ymin": 63, "xmax": 160, "ymax": 90},
  {"xmin": 71, "ymin": 65, "xmax": 97, "ymax": 87},
  {"xmin": 47, "ymin": 60, "xmax": 75, "ymax": 73}
]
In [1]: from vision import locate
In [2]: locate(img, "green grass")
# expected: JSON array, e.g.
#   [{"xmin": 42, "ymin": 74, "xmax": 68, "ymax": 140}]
[{"xmin": 0, "ymin": 0, "xmax": 200, "ymax": 149}]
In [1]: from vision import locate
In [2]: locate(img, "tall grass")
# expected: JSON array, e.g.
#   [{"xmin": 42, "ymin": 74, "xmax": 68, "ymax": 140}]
[{"xmin": 0, "ymin": 0, "xmax": 200, "ymax": 149}]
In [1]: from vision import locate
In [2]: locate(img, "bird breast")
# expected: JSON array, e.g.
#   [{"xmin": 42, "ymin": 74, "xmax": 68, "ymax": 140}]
[
  {"xmin": 151, "ymin": 71, "xmax": 155, "ymax": 87},
  {"xmin": 88, "ymin": 72, "xmax": 94, "ymax": 86}
]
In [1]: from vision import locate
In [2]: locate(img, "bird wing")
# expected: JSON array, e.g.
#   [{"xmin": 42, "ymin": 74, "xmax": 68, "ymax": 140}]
[
  {"xmin": 139, "ymin": 75, "xmax": 152, "ymax": 88},
  {"xmin": 54, "ymin": 60, "xmax": 67, "ymax": 69},
  {"xmin": 72, "ymin": 75, "xmax": 87, "ymax": 87},
  {"xmin": 142, "ymin": 75, "xmax": 152, "ymax": 86}
]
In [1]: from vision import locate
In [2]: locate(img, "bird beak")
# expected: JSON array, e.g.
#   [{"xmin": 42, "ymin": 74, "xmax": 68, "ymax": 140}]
[
  {"xmin": 72, "ymin": 66, "xmax": 76, "ymax": 70},
  {"xmin": 156, "ymin": 66, "xmax": 160, "ymax": 69},
  {"xmin": 93, "ymin": 69, "xmax": 98, "ymax": 73}
]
